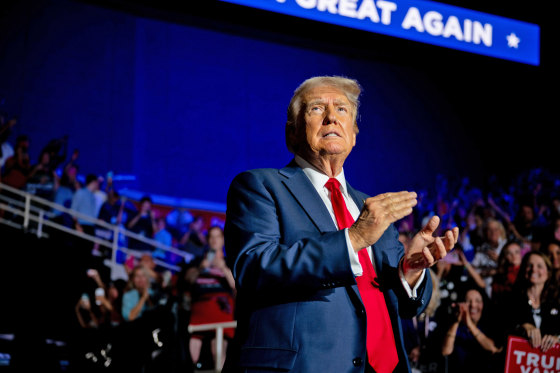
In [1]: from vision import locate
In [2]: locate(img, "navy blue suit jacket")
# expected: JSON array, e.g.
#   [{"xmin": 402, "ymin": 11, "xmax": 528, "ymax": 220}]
[{"xmin": 223, "ymin": 161, "xmax": 432, "ymax": 373}]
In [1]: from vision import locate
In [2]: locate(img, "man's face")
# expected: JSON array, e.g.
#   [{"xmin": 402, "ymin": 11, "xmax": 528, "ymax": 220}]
[{"xmin": 298, "ymin": 85, "xmax": 357, "ymax": 159}]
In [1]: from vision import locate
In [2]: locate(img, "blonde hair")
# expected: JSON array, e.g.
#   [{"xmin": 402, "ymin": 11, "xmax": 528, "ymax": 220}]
[
  {"xmin": 285, "ymin": 76, "xmax": 361, "ymax": 153},
  {"xmin": 425, "ymin": 268, "xmax": 440, "ymax": 317}
]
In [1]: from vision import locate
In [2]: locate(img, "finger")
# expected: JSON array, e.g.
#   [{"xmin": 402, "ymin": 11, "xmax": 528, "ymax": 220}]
[
  {"xmin": 422, "ymin": 246, "xmax": 436, "ymax": 266},
  {"xmin": 387, "ymin": 204, "xmax": 415, "ymax": 222},
  {"xmin": 542, "ymin": 336, "xmax": 554, "ymax": 352},
  {"xmin": 372, "ymin": 197, "xmax": 416, "ymax": 214},
  {"xmin": 442, "ymin": 230, "xmax": 456, "ymax": 253},
  {"xmin": 430, "ymin": 237, "xmax": 447, "ymax": 261},
  {"xmin": 371, "ymin": 191, "xmax": 416, "ymax": 202},
  {"xmin": 420, "ymin": 215, "xmax": 441, "ymax": 237},
  {"xmin": 534, "ymin": 333, "xmax": 542, "ymax": 348},
  {"xmin": 452, "ymin": 227, "xmax": 459, "ymax": 243}
]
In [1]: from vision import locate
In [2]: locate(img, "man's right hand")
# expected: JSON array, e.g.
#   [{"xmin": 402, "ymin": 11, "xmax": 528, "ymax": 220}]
[{"xmin": 348, "ymin": 191, "xmax": 417, "ymax": 251}]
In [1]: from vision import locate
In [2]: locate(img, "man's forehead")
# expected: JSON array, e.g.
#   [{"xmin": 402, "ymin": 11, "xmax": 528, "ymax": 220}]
[{"xmin": 303, "ymin": 86, "xmax": 351, "ymax": 104}]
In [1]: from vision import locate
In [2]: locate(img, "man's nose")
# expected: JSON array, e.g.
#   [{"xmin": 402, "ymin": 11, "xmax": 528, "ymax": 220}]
[{"xmin": 323, "ymin": 104, "xmax": 337, "ymax": 125}]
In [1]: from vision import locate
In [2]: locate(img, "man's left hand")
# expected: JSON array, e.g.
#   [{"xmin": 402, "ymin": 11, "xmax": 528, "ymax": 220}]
[{"xmin": 402, "ymin": 215, "xmax": 458, "ymax": 286}]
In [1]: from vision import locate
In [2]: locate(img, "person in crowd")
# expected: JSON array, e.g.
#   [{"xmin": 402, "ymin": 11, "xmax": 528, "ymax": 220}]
[
  {"xmin": 435, "ymin": 244, "xmax": 486, "ymax": 314},
  {"xmin": 121, "ymin": 265, "xmax": 156, "ymax": 322},
  {"xmin": 0, "ymin": 114, "xmax": 16, "ymax": 171},
  {"xmin": 153, "ymin": 216, "xmax": 173, "ymax": 260},
  {"xmin": 93, "ymin": 175, "xmax": 107, "ymax": 218},
  {"xmin": 544, "ymin": 239, "xmax": 560, "ymax": 273},
  {"xmin": 490, "ymin": 239, "xmax": 523, "ymax": 304},
  {"xmin": 93, "ymin": 188, "xmax": 125, "ymax": 257},
  {"xmin": 114, "ymin": 262, "xmax": 177, "ymax": 372},
  {"xmin": 55, "ymin": 147, "xmax": 81, "ymax": 212},
  {"xmin": 471, "ymin": 217, "xmax": 507, "ymax": 295},
  {"xmin": 502, "ymin": 250, "xmax": 560, "ymax": 352},
  {"xmin": 26, "ymin": 149, "xmax": 59, "ymax": 200},
  {"xmin": 127, "ymin": 195, "xmax": 157, "ymax": 251},
  {"xmin": 97, "ymin": 189, "xmax": 124, "ymax": 226},
  {"xmin": 1, "ymin": 135, "xmax": 31, "ymax": 190},
  {"xmin": 180, "ymin": 215, "xmax": 207, "ymax": 260},
  {"xmin": 40, "ymin": 135, "xmax": 68, "ymax": 171},
  {"xmin": 165, "ymin": 207, "xmax": 194, "ymax": 242},
  {"xmin": 138, "ymin": 253, "xmax": 165, "ymax": 287},
  {"xmin": 512, "ymin": 202, "xmax": 539, "ymax": 249},
  {"xmin": 86, "ymin": 267, "xmax": 125, "ymax": 328},
  {"xmin": 70, "ymin": 173, "xmax": 100, "ymax": 237},
  {"xmin": 441, "ymin": 287, "xmax": 501, "ymax": 372},
  {"xmin": 223, "ymin": 76, "xmax": 458, "ymax": 373},
  {"xmin": 75, "ymin": 292, "xmax": 99, "ymax": 329},
  {"xmin": 188, "ymin": 226, "xmax": 235, "ymax": 371},
  {"xmin": 464, "ymin": 204, "xmax": 487, "ymax": 252},
  {"xmin": 53, "ymin": 162, "xmax": 80, "ymax": 216}
]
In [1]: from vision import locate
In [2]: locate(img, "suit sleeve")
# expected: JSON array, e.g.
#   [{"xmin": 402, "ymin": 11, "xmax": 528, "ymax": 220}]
[
  {"xmin": 372, "ymin": 224, "xmax": 432, "ymax": 319},
  {"xmin": 225, "ymin": 171, "xmax": 356, "ymax": 298}
]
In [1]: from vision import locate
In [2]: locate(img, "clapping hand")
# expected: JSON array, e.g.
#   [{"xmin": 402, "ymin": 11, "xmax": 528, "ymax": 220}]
[{"xmin": 402, "ymin": 216, "xmax": 459, "ymax": 285}]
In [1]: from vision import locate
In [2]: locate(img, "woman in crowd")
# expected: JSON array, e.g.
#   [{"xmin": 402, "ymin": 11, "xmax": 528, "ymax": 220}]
[
  {"xmin": 504, "ymin": 250, "xmax": 560, "ymax": 352},
  {"xmin": 121, "ymin": 265, "xmax": 155, "ymax": 322},
  {"xmin": 441, "ymin": 287, "xmax": 501, "ymax": 372},
  {"xmin": 491, "ymin": 239, "xmax": 523, "ymax": 303},
  {"xmin": 545, "ymin": 240, "xmax": 560, "ymax": 273},
  {"xmin": 188, "ymin": 226, "xmax": 235, "ymax": 371}
]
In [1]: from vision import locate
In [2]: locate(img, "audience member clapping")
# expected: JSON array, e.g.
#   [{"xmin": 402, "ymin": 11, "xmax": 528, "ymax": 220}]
[{"xmin": 441, "ymin": 287, "xmax": 502, "ymax": 372}]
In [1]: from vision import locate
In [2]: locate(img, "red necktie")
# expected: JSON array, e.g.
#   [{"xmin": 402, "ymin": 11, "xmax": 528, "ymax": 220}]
[{"xmin": 324, "ymin": 178, "xmax": 398, "ymax": 373}]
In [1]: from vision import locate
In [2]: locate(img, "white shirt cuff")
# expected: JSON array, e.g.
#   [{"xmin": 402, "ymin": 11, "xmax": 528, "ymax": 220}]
[
  {"xmin": 399, "ymin": 261, "xmax": 426, "ymax": 298},
  {"xmin": 344, "ymin": 228, "xmax": 363, "ymax": 276},
  {"xmin": 345, "ymin": 228, "xmax": 425, "ymax": 299}
]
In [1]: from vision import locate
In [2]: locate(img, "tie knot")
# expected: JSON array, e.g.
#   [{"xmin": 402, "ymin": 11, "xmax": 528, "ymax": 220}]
[{"xmin": 324, "ymin": 178, "xmax": 341, "ymax": 192}]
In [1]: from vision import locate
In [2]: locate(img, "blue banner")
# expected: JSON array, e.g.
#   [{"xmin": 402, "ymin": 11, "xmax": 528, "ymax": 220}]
[{"xmin": 218, "ymin": 0, "xmax": 540, "ymax": 65}]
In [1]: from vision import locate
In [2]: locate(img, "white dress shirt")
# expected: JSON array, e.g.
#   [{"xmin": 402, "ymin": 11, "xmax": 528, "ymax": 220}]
[{"xmin": 294, "ymin": 155, "xmax": 425, "ymax": 298}]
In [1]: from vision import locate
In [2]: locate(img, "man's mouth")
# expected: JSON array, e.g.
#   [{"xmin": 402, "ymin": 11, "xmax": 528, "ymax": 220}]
[{"xmin": 323, "ymin": 132, "xmax": 340, "ymax": 138}]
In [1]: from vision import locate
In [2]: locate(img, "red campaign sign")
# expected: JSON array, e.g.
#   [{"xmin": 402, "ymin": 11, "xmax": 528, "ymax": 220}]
[{"xmin": 504, "ymin": 335, "xmax": 560, "ymax": 373}]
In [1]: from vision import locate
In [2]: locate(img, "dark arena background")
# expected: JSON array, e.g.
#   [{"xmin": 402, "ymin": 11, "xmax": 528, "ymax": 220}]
[{"xmin": 0, "ymin": 0, "xmax": 558, "ymax": 372}]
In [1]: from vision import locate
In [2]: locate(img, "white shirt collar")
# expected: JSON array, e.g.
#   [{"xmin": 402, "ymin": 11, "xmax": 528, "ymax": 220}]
[{"xmin": 294, "ymin": 155, "xmax": 349, "ymax": 197}]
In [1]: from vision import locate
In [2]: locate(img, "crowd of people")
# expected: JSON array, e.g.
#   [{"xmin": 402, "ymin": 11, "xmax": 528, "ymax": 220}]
[
  {"xmin": 2, "ymin": 116, "xmax": 560, "ymax": 372},
  {"xmin": 1, "ymin": 120, "xmax": 235, "ymax": 372},
  {"xmin": 397, "ymin": 169, "xmax": 560, "ymax": 372},
  {"xmin": 70, "ymin": 225, "xmax": 235, "ymax": 372}
]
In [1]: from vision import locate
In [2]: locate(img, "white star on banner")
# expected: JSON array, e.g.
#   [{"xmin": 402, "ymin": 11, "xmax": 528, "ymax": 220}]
[{"xmin": 506, "ymin": 33, "xmax": 521, "ymax": 48}]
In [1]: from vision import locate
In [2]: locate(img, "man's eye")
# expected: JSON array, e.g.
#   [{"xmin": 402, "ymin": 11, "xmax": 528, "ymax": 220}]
[
  {"xmin": 310, "ymin": 106, "xmax": 324, "ymax": 113},
  {"xmin": 337, "ymin": 106, "xmax": 349, "ymax": 113}
]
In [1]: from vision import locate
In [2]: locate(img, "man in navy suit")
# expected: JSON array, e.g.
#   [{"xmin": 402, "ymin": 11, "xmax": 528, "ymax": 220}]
[{"xmin": 223, "ymin": 76, "xmax": 459, "ymax": 372}]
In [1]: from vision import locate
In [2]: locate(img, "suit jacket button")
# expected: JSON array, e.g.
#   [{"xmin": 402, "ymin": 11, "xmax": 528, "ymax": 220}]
[{"xmin": 352, "ymin": 357, "xmax": 363, "ymax": 367}]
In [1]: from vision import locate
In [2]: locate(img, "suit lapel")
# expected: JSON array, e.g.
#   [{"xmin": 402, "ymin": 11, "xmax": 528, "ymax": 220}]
[
  {"xmin": 280, "ymin": 162, "xmax": 371, "ymax": 308},
  {"xmin": 279, "ymin": 161, "xmax": 337, "ymax": 234}
]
